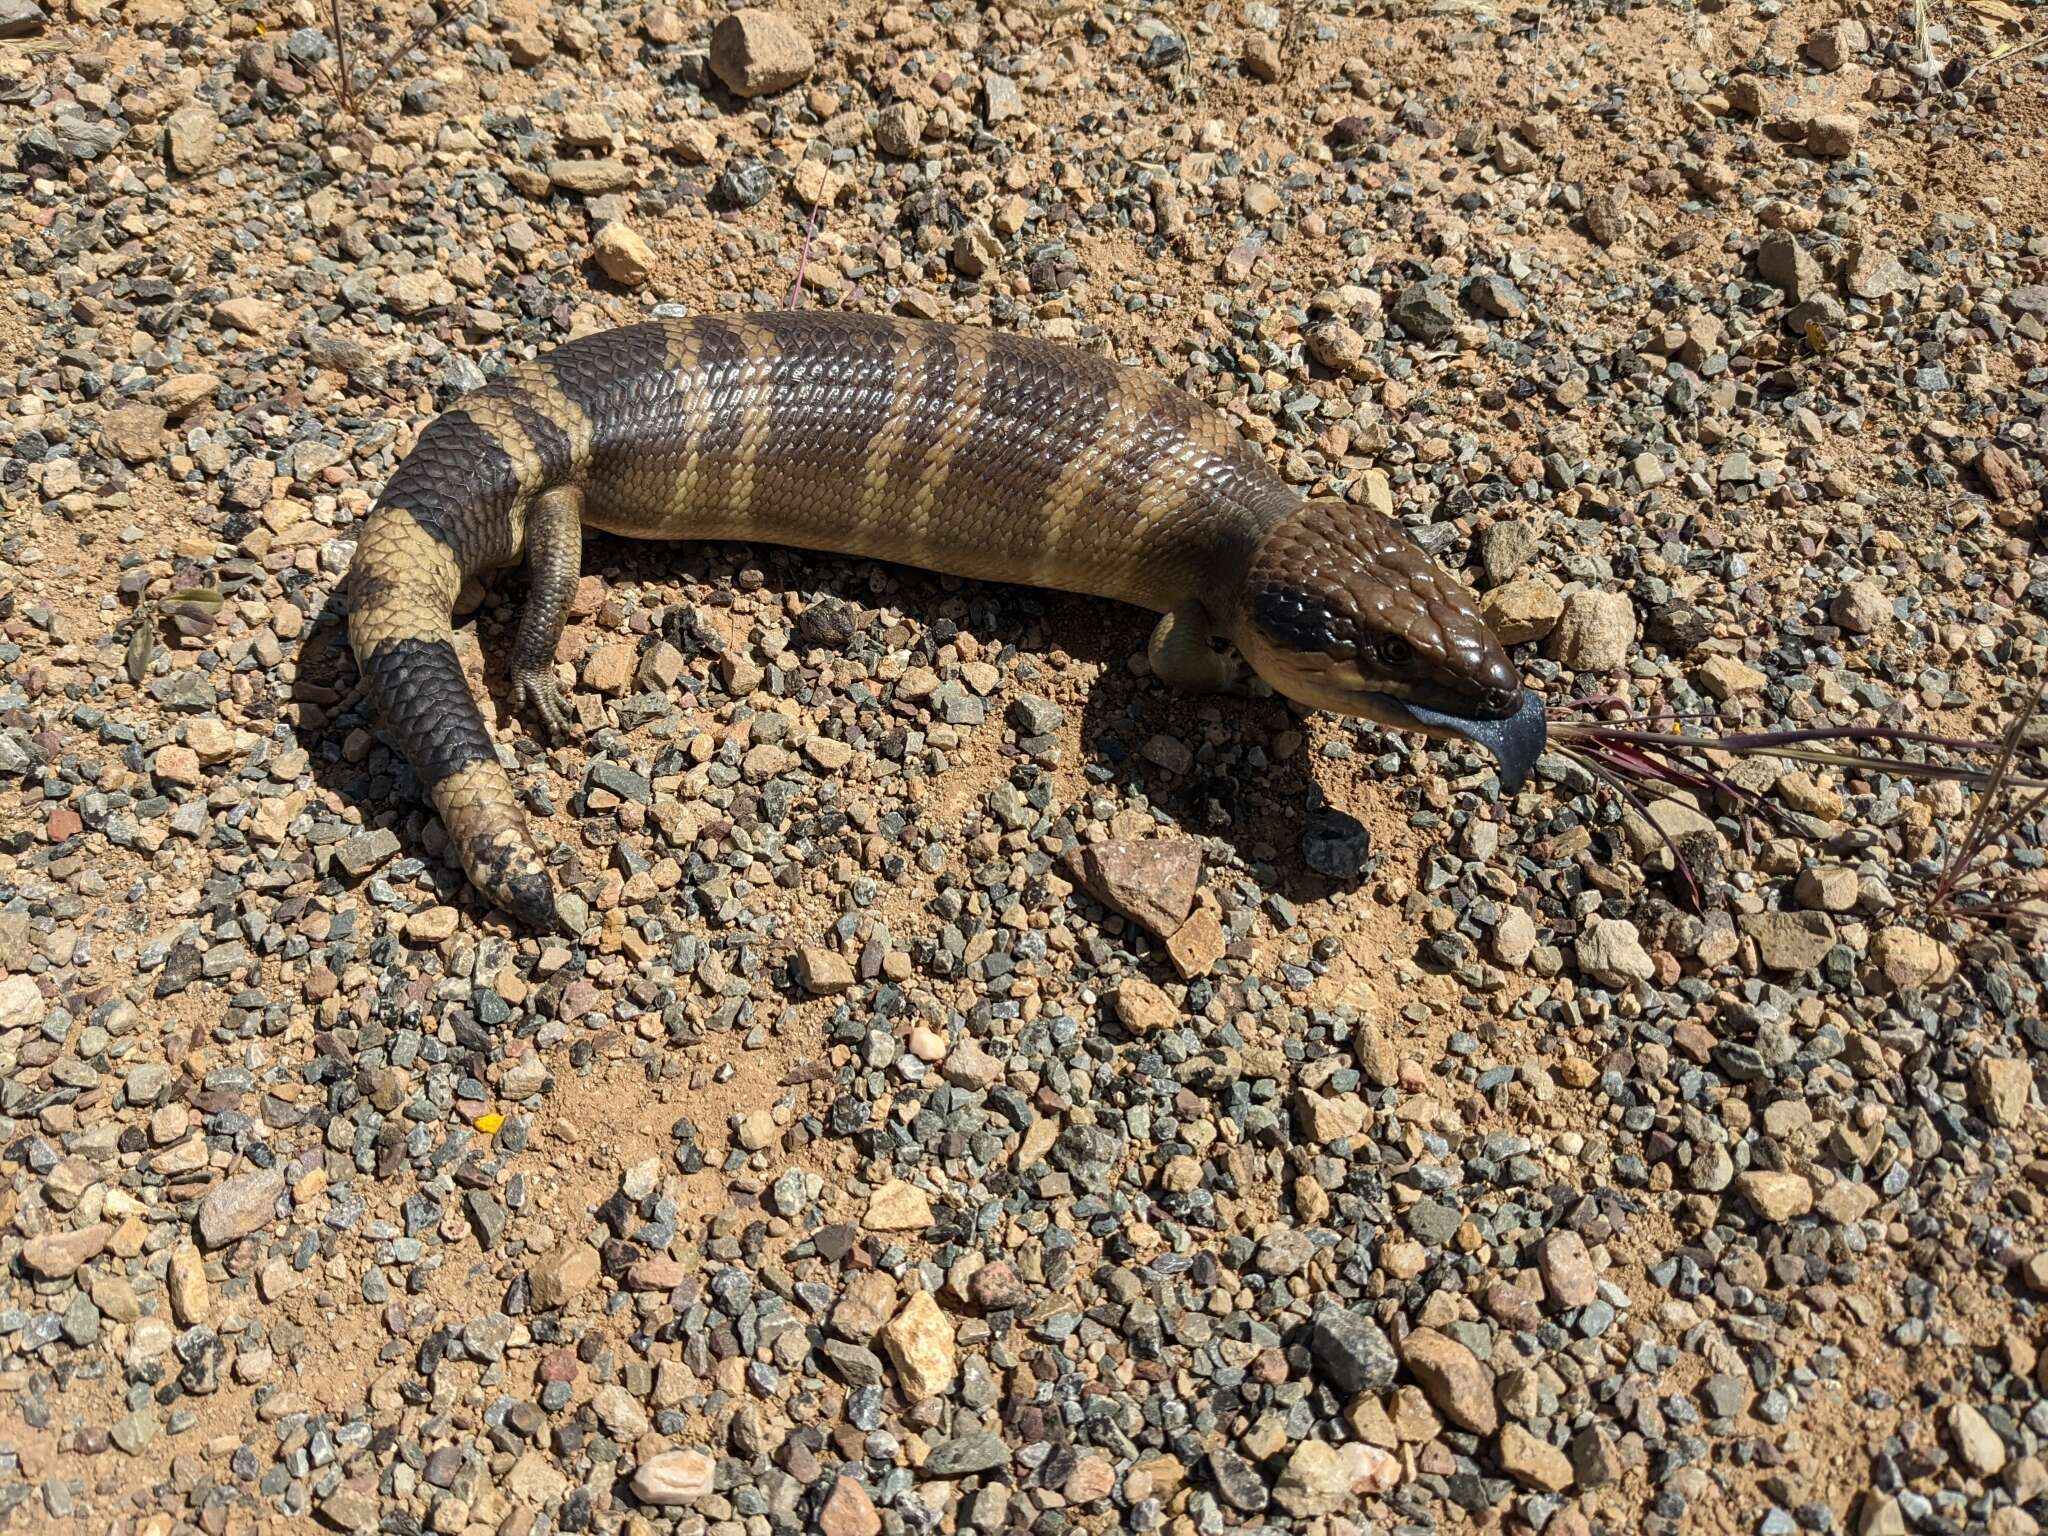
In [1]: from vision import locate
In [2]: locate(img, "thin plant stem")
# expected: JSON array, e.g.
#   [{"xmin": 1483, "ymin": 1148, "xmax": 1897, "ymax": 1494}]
[{"xmin": 328, "ymin": 0, "xmax": 357, "ymax": 115}]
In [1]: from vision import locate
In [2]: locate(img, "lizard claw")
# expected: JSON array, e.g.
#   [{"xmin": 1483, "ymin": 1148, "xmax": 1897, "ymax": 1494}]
[{"xmin": 513, "ymin": 667, "xmax": 574, "ymax": 745}]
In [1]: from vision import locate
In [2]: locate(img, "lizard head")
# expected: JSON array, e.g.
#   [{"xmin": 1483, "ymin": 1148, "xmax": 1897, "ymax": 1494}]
[{"xmin": 1229, "ymin": 498, "xmax": 1546, "ymax": 790}]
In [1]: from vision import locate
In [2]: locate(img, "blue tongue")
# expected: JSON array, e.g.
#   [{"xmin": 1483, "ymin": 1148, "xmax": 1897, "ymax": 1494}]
[{"xmin": 1402, "ymin": 691, "xmax": 1548, "ymax": 792}]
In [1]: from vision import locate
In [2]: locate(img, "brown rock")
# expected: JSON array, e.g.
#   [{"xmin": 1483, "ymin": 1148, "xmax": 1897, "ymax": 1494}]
[
  {"xmin": 197, "ymin": 1168, "xmax": 283, "ymax": 1248},
  {"xmin": 1871, "ymin": 927, "xmax": 1949, "ymax": 991},
  {"xmin": 830, "ymin": 1270, "xmax": 898, "ymax": 1342},
  {"xmin": 1537, "ymin": 1230, "xmax": 1598, "ymax": 1309},
  {"xmin": 1740, "ymin": 910, "xmax": 1836, "ymax": 972},
  {"xmin": 168, "ymin": 1243, "xmax": 210, "ymax": 1324},
  {"xmin": 1977, "ymin": 444, "xmax": 2030, "ymax": 502},
  {"xmin": 1758, "ymin": 231, "xmax": 1826, "ymax": 303},
  {"xmin": 1697, "ymin": 653, "xmax": 1766, "ymax": 699},
  {"xmin": 1807, "ymin": 114, "xmax": 1860, "ymax": 157},
  {"xmin": 709, "ymin": 10, "xmax": 815, "ymax": 97},
  {"xmin": 1794, "ymin": 864, "xmax": 1859, "ymax": 912},
  {"xmin": 163, "ymin": 104, "xmax": 222, "ymax": 174},
  {"xmin": 863, "ymin": 1180, "xmax": 932, "ymax": 1233},
  {"xmin": 1492, "ymin": 906, "xmax": 1538, "ymax": 967},
  {"xmin": 967, "ymin": 1260, "xmax": 1030, "ymax": 1310},
  {"xmin": 1843, "ymin": 242, "xmax": 1911, "ymax": 301},
  {"xmin": 154, "ymin": 372, "xmax": 222, "ymax": 418},
  {"xmin": 546, "ymin": 158, "xmax": 638, "ymax": 195},
  {"xmin": 1480, "ymin": 1277, "xmax": 1543, "ymax": 1331},
  {"xmin": 1950, "ymin": 1403, "xmax": 2008, "ymax": 1477},
  {"xmin": 1733, "ymin": 1170, "xmax": 1813, "ymax": 1223},
  {"xmin": 1294, "ymin": 1088, "xmax": 1369, "ymax": 1146},
  {"xmin": 1480, "ymin": 577, "xmax": 1564, "ymax": 645},
  {"xmin": 1805, "ymin": 19, "xmax": 1868, "ymax": 70},
  {"xmin": 529, "ymin": 1243, "xmax": 601, "ymax": 1308},
  {"xmin": 1830, "ymin": 579, "xmax": 1891, "ymax": 634},
  {"xmin": 1071, "ymin": 837, "xmax": 1202, "ymax": 938},
  {"xmin": 1113, "ymin": 976, "xmax": 1179, "ymax": 1035},
  {"xmin": 1164, "ymin": 906, "xmax": 1225, "ymax": 978},
  {"xmin": 153, "ymin": 745, "xmax": 203, "ymax": 789},
  {"xmin": 1583, "ymin": 191, "xmax": 1632, "ymax": 247},
  {"xmin": 625, "ymin": 1256, "xmax": 690, "ymax": 1291},
  {"xmin": 1063, "ymin": 1454, "xmax": 1116, "ymax": 1505},
  {"xmin": 879, "ymin": 1291, "xmax": 955, "ymax": 1399},
  {"xmin": 101, "ymin": 403, "xmax": 168, "ymax": 464},
  {"xmin": 211, "ymin": 296, "xmax": 280, "ymax": 334},
  {"xmin": 582, "ymin": 643, "xmax": 636, "ymax": 696},
  {"xmin": 629, "ymin": 1448, "xmax": 715, "ymax": 1506},
  {"xmin": 593, "ymin": 223, "xmax": 655, "ymax": 287},
  {"xmin": 1972, "ymin": 1057, "xmax": 2032, "ymax": 1129},
  {"xmin": 818, "ymin": 1477, "xmax": 880, "ymax": 1536},
  {"xmin": 22, "ymin": 1222, "xmax": 111, "ymax": 1278},
  {"xmin": 505, "ymin": 27, "xmax": 553, "ymax": 65},
  {"xmin": 1546, "ymin": 590, "xmax": 1634, "ymax": 671},
  {"xmin": 796, "ymin": 946, "xmax": 854, "ymax": 994},
  {"xmin": 875, "ymin": 102, "xmax": 925, "ymax": 158},
  {"xmin": 1271, "ymin": 1440, "xmax": 1349, "ymax": 1517},
  {"xmin": 1726, "ymin": 76, "xmax": 1770, "ymax": 116},
  {"xmin": 1498, "ymin": 1422, "xmax": 1575, "ymax": 1490},
  {"xmin": 1243, "ymin": 35, "xmax": 1282, "ymax": 83},
  {"xmin": 1399, "ymin": 1328, "xmax": 1497, "ymax": 1433},
  {"xmin": 940, "ymin": 1038, "xmax": 1001, "ymax": 1091}
]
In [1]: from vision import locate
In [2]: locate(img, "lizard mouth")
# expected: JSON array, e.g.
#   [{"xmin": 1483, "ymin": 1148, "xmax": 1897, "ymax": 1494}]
[{"xmin": 1387, "ymin": 690, "xmax": 1548, "ymax": 792}]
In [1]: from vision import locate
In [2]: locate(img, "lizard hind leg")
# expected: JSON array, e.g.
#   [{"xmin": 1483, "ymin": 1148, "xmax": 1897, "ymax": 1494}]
[{"xmin": 509, "ymin": 485, "xmax": 584, "ymax": 744}]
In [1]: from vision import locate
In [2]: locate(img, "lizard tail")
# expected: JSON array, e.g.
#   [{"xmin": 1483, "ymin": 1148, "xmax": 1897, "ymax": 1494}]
[{"xmin": 345, "ymin": 410, "xmax": 559, "ymax": 930}]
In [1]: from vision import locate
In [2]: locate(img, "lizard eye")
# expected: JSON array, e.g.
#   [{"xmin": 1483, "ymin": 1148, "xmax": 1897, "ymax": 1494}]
[{"xmin": 1376, "ymin": 636, "xmax": 1414, "ymax": 667}]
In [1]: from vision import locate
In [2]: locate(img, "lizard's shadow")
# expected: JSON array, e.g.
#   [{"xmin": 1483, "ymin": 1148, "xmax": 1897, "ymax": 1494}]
[{"xmin": 299, "ymin": 535, "xmax": 1369, "ymax": 921}]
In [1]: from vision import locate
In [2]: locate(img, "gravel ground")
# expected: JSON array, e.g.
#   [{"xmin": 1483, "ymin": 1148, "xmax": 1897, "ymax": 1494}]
[{"xmin": 3, "ymin": 0, "xmax": 2047, "ymax": 1533}]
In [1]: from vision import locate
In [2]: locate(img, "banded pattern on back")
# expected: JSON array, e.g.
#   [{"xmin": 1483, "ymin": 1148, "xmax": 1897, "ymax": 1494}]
[{"xmin": 539, "ymin": 314, "xmax": 1285, "ymax": 611}]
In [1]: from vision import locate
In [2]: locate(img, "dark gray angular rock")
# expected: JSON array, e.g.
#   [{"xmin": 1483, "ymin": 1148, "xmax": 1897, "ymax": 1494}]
[
  {"xmin": 1390, "ymin": 281, "xmax": 1457, "ymax": 343},
  {"xmin": 1308, "ymin": 1306, "xmax": 1398, "ymax": 1393},
  {"xmin": 921, "ymin": 1433, "xmax": 1009, "ymax": 1478}
]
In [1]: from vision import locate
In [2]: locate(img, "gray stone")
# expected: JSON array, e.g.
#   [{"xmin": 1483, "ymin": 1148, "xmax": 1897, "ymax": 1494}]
[
  {"xmin": 921, "ymin": 1433, "xmax": 1010, "ymax": 1478},
  {"xmin": 1390, "ymin": 282, "xmax": 1457, "ymax": 343},
  {"xmin": 0, "ymin": 0, "xmax": 46, "ymax": 35},
  {"xmin": 1758, "ymin": 231, "xmax": 1826, "ymax": 304},
  {"xmin": 1308, "ymin": 1307, "xmax": 1398, "ymax": 1393},
  {"xmin": 334, "ymin": 829, "xmax": 401, "ymax": 879}
]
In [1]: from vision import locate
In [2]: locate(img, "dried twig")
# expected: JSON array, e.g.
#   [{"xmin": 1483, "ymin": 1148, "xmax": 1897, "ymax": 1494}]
[
  {"xmin": 327, "ymin": 0, "xmax": 359, "ymax": 116},
  {"xmin": 787, "ymin": 203, "xmax": 820, "ymax": 310},
  {"xmin": 1546, "ymin": 694, "xmax": 2048, "ymax": 925},
  {"xmin": 318, "ymin": 0, "xmax": 464, "ymax": 119},
  {"xmin": 371, "ymin": 3, "xmax": 463, "ymax": 91},
  {"xmin": 1928, "ymin": 676, "xmax": 2048, "ymax": 913},
  {"xmin": 1556, "ymin": 742, "xmax": 1706, "ymax": 911}
]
